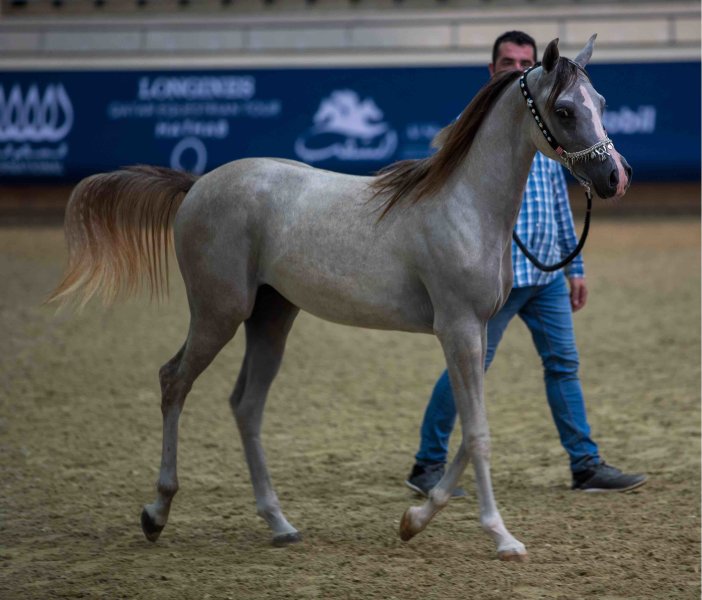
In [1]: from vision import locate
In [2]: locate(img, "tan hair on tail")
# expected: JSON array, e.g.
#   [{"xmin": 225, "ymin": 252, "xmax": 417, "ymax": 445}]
[{"xmin": 47, "ymin": 165, "xmax": 198, "ymax": 308}]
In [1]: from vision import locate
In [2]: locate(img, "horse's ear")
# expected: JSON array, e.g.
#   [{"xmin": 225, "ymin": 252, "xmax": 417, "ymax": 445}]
[
  {"xmin": 573, "ymin": 33, "xmax": 597, "ymax": 68},
  {"xmin": 542, "ymin": 38, "xmax": 560, "ymax": 72}
]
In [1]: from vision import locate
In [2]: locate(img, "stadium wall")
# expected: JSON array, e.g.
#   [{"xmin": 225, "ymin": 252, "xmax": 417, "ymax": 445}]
[{"xmin": 0, "ymin": 1, "xmax": 699, "ymax": 216}]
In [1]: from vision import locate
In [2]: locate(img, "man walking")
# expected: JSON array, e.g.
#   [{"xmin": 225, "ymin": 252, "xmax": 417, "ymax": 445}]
[{"xmin": 405, "ymin": 31, "xmax": 647, "ymax": 496}]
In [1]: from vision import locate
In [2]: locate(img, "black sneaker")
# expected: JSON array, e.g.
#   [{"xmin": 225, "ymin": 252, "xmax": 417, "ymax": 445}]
[
  {"xmin": 404, "ymin": 463, "xmax": 467, "ymax": 498},
  {"xmin": 572, "ymin": 462, "xmax": 647, "ymax": 493}
]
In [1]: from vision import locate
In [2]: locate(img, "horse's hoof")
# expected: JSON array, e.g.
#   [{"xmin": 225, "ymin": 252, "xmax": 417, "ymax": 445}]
[
  {"xmin": 140, "ymin": 508, "xmax": 165, "ymax": 543},
  {"xmin": 498, "ymin": 549, "xmax": 529, "ymax": 562},
  {"xmin": 272, "ymin": 531, "xmax": 302, "ymax": 547},
  {"xmin": 399, "ymin": 508, "xmax": 417, "ymax": 542}
]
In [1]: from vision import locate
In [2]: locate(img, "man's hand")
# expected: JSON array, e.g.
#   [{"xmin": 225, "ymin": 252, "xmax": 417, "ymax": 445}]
[{"xmin": 569, "ymin": 277, "xmax": 588, "ymax": 312}]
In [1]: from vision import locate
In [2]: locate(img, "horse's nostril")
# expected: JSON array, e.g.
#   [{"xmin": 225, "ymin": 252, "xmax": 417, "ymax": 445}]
[
  {"xmin": 609, "ymin": 169, "xmax": 619, "ymax": 189},
  {"xmin": 625, "ymin": 165, "xmax": 633, "ymax": 179}
]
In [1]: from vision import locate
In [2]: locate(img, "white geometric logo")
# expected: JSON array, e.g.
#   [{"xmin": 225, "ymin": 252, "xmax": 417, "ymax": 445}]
[
  {"xmin": 0, "ymin": 83, "xmax": 74, "ymax": 142},
  {"xmin": 295, "ymin": 90, "xmax": 397, "ymax": 162}
]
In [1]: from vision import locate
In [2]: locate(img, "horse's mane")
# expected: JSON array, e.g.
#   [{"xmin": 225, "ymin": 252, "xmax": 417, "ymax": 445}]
[{"xmin": 371, "ymin": 58, "xmax": 579, "ymax": 218}]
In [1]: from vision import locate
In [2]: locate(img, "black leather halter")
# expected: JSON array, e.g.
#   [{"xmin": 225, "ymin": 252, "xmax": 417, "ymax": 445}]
[{"xmin": 512, "ymin": 61, "xmax": 612, "ymax": 273}]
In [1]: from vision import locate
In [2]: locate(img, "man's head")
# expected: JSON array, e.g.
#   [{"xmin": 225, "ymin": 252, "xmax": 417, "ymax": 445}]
[{"xmin": 489, "ymin": 31, "xmax": 537, "ymax": 77}]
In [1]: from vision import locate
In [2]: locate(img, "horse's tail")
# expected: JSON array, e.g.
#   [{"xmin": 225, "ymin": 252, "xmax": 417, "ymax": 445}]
[{"xmin": 47, "ymin": 165, "xmax": 198, "ymax": 308}]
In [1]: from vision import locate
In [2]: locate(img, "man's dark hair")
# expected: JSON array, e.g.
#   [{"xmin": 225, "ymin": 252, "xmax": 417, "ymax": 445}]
[{"xmin": 491, "ymin": 30, "xmax": 538, "ymax": 65}]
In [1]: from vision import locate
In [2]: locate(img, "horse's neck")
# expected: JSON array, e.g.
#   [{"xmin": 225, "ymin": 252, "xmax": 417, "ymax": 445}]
[{"xmin": 450, "ymin": 82, "xmax": 537, "ymax": 233}]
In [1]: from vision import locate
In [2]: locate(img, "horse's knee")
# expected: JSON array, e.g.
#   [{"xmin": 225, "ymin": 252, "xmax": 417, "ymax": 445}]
[
  {"xmin": 466, "ymin": 436, "xmax": 491, "ymax": 459},
  {"xmin": 233, "ymin": 393, "xmax": 266, "ymax": 431}
]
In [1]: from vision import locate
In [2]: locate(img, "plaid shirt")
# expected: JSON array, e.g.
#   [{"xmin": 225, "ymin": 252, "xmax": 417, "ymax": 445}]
[{"xmin": 512, "ymin": 152, "xmax": 585, "ymax": 287}]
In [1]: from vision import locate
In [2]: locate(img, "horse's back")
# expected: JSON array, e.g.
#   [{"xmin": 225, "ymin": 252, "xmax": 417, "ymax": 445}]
[{"xmin": 175, "ymin": 157, "xmax": 375, "ymax": 245}]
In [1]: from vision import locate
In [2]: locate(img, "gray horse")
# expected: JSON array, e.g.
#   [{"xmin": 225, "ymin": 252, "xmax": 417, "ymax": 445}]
[{"xmin": 49, "ymin": 36, "xmax": 630, "ymax": 561}]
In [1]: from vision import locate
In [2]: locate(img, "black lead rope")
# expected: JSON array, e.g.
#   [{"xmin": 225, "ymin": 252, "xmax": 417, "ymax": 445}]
[
  {"xmin": 512, "ymin": 61, "xmax": 605, "ymax": 273},
  {"xmin": 512, "ymin": 188, "xmax": 592, "ymax": 272}
]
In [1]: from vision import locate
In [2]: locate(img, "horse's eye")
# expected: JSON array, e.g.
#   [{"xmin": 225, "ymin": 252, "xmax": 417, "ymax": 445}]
[{"xmin": 556, "ymin": 108, "xmax": 571, "ymax": 119}]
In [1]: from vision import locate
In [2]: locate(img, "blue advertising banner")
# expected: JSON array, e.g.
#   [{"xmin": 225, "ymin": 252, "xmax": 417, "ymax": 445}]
[{"xmin": 0, "ymin": 61, "xmax": 699, "ymax": 183}]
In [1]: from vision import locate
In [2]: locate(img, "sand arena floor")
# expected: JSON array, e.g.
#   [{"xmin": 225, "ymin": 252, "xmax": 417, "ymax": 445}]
[{"xmin": 1, "ymin": 216, "xmax": 699, "ymax": 599}]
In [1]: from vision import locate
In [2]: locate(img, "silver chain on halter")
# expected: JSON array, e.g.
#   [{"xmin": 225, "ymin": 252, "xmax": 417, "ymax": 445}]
[
  {"xmin": 519, "ymin": 63, "xmax": 615, "ymax": 190},
  {"xmin": 559, "ymin": 138, "xmax": 615, "ymax": 172}
]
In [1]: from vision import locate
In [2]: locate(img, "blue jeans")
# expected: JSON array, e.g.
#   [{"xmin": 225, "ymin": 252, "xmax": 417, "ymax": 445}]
[{"xmin": 415, "ymin": 273, "xmax": 600, "ymax": 473}]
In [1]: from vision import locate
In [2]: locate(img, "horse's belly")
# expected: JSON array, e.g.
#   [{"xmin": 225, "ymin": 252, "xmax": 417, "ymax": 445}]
[{"xmin": 265, "ymin": 268, "xmax": 434, "ymax": 333}]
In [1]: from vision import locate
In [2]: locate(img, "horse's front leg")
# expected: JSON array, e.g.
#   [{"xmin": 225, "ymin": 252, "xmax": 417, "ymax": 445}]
[{"xmin": 400, "ymin": 315, "xmax": 527, "ymax": 562}]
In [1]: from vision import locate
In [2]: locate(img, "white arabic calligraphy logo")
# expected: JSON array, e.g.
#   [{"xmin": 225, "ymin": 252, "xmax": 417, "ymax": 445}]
[
  {"xmin": 295, "ymin": 90, "xmax": 397, "ymax": 162},
  {"xmin": 0, "ymin": 83, "xmax": 74, "ymax": 143}
]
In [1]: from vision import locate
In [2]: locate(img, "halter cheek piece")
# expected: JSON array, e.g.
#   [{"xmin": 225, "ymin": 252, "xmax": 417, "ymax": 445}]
[{"xmin": 513, "ymin": 60, "xmax": 613, "ymax": 273}]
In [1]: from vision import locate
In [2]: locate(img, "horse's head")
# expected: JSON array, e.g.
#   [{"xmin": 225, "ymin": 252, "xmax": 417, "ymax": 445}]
[{"xmin": 525, "ymin": 35, "xmax": 632, "ymax": 199}]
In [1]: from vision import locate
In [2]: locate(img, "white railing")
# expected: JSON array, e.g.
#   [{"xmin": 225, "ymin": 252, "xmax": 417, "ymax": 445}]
[{"xmin": 1, "ymin": 1, "xmax": 699, "ymax": 68}]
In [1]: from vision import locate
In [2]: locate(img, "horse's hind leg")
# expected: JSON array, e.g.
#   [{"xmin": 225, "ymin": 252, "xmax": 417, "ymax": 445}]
[
  {"xmin": 229, "ymin": 285, "xmax": 301, "ymax": 546},
  {"xmin": 141, "ymin": 311, "xmax": 241, "ymax": 542}
]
